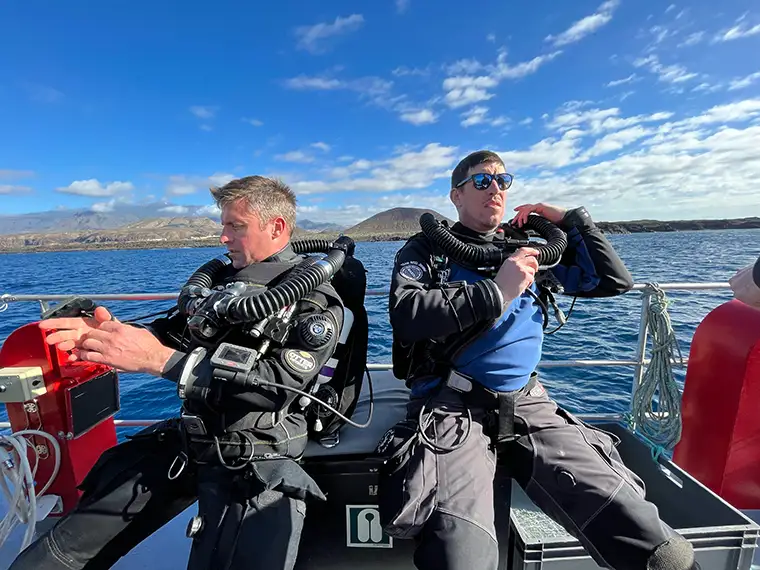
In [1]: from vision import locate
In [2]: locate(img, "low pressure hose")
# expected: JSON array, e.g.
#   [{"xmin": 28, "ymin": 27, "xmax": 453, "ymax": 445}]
[
  {"xmin": 177, "ymin": 235, "xmax": 354, "ymax": 318},
  {"xmin": 177, "ymin": 255, "xmax": 232, "ymax": 315},
  {"xmin": 521, "ymin": 215, "xmax": 569, "ymax": 267},
  {"xmin": 217, "ymin": 236, "xmax": 353, "ymax": 324},
  {"xmin": 419, "ymin": 213, "xmax": 568, "ymax": 268},
  {"xmin": 292, "ymin": 239, "xmax": 333, "ymax": 255}
]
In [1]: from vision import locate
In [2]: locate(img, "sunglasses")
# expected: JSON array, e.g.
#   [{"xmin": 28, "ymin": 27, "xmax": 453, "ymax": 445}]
[{"xmin": 454, "ymin": 172, "xmax": 514, "ymax": 191}]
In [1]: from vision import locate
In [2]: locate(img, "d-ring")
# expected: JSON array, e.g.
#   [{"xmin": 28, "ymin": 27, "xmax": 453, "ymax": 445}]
[{"xmin": 167, "ymin": 452, "xmax": 188, "ymax": 480}]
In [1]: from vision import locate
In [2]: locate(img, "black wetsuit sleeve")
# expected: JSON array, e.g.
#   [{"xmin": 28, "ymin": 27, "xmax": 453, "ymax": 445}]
[
  {"xmin": 134, "ymin": 309, "xmax": 189, "ymax": 352},
  {"xmin": 754, "ymin": 256, "xmax": 760, "ymax": 289},
  {"xmin": 388, "ymin": 236, "xmax": 504, "ymax": 344},
  {"xmin": 196, "ymin": 288, "xmax": 343, "ymax": 413},
  {"xmin": 549, "ymin": 206, "xmax": 635, "ymax": 298}
]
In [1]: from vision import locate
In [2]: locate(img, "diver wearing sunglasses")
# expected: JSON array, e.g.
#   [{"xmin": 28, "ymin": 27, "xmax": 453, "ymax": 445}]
[{"xmin": 379, "ymin": 150, "xmax": 702, "ymax": 570}]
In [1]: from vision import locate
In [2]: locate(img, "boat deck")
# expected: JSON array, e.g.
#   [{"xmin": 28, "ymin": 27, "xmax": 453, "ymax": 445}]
[{"xmin": 1, "ymin": 371, "xmax": 760, "ymax": 569}]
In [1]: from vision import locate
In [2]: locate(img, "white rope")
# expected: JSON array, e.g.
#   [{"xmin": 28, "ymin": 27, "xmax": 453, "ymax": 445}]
[
  {"xmin": 631, "ymin": 284, "xmax": 685, "ymax": 451},
  {"xmin": 0, "ymin": 430, "xmax": 61, "ymax": 554}
]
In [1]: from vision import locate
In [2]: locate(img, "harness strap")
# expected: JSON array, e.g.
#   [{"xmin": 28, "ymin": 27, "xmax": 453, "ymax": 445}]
[{"xmin": 442, "ymin": 368, "xmax": 538, "ymax": 445}]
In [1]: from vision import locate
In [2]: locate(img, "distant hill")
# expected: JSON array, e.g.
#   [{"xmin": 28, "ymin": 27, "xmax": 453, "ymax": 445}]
[
  {"xmin": 596, "ymin": 217, "xmax": 760, "ymax": 234},
  {"xmin": 318, "ymin": 207, "xmax": 454, "ymax": 242},
  {"xmin": 0, "ymin": 207, "xmax": 758, "ymax": 253},
  {"xmin": 0, "ymin": 203, "xmax": 347, "ymax": 236},
  {"xmin": 0, "ymin": 215, "xmax": 322, "ymax": 253}
]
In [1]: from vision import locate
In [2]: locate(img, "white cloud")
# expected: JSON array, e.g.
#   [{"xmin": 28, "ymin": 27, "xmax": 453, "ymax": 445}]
[
  {"xmin": 729, "ymin": 71, "xmax": 760, "ymax": 91},
  {"xmin": 209, "ymin": 173, "xmax": 235, "ymax": 186},
  {"xmin": 400, "ymin": 109, "xmax": 438, "ymax": 125},
  {"xmin": 0, "ymin": 170, "xmax": 34, "ymax": 180},
  {"xmin": 605, "ymin": 74, "xmax": 639, "ymax": 87},
  {"xmin": 679, "ymin": 31, "xmax": 705, "ymax": 47},
  {"xmin": 215, "ymin": 98, "xmax": 760, "ymax": 221},
  {"xmin": 195, "ymin": 204, "xmax": 221, "ymax": 218},
  {"xmin": 284, "ymin": 76, "xmax": 345, "ymax": 90},
  {"xmin": 392, "ymin": 66, "xmax": 430, "ymax": 77},
  {"xmin": 545, "ymin": 0, "xmax": 620, "ymax": 47},
  {"xmin": 520, "ymin": 117, "xmax": 533, "ymax": 126},
  {"xmin": 713, "ymin": 15, "xmax": 760, "ymax": 43},
  {"xmin": 288, "ymin": 143, "xmax": 458, "ymax": 195},
  {"xmin": 492, "ymin": 98, "xmax": 760, "ymax": 220},
  {"xmin": 443, "ymin": 49, "xmax": 561, "ymax": 108},
  {"xmin": 294, "ymin": 14, "xmax": 364, "ymax": 54},
  {"xmin": 643, "ymin": 25, "xmax": 677, "ymax": 53},
  {"xmin": 692, "ymin": 82, "xmax": 723, "ymax": 94},
  {"xmin": 461, "ymin": 106, "xmax": 489, "ymax": 127},
  {"xmin": 460, "ymin": 106, "xmax": 509, "ymax": 128},
  {"xmin": 243, "ymin": 118, "xmax": 264, "ymax": 127},
  {"xmin": 190, "ymin": 106, "xmax": 217, "ymax": 119},
  {"xmin": 0, "ymin": 185, "xmax": 32, "ymax": 194},
  {"xmin": 56, "ymin": 179, "xmax": 134, "ymax": 197},
  {"xmin": 166, "ymin": 173, "xmax": 236, "ymax": 196},
  {"xmin": 665, "ymin": 4, "xmax": 676, "ymax": 14},
  {"xmin": 91, "ymin": 199, "xmax": 118, "ymax": 213},
  {"xmin": 284, "ymin": 71, "xmax": 438, "ymax": 127},
  {"xmin": 311, "ymin": 142, "xmax": 331, "ymax": 152},
  {"xmin": 276, "ymin": 151, "xmax": 315, "ymax": 163},
  {"xmin": 283, "ymin": 74, "xmax": 393, "ymax": 106},
  {"xmin": 633, "ymin": 55, "xmax": 698, "ymax": 84},
  {"xmin": 396, "ymin": 0, "xmax": 409, "ymax": 14},
  {"xmin": 159, "ymin": 205, "xmax": 191, "ymax": 215}
]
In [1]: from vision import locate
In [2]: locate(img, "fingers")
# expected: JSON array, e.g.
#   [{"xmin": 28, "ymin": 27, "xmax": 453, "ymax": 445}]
[
  {"xmin": 511, "ymin": 203, "xmax": 537, "ymax": 227},
  {"xmin": 94, "ymin": 306, "xmax": 113, "ymax": 323},
  {"xmin": 71, "ymin": 349, "xmax": 106, "ymax": 364},
  {"xmin": 80, "ymin": 337, "xmax": 107, "ymax": 353},
  {"xmin": 510, "ymin": 247, "xmax": 540, "ymax": 258},
  {"xmin": 39, "ymin": 317, "xmax": 89, "ymax": 331},
  {"xmin": 44, "ymin": 329, "xmax": 85, "ymax": 346}
]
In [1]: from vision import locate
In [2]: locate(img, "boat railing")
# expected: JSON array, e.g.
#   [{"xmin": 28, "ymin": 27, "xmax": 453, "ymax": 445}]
[{"xmin": 0, "ymin": 281, "xmax": 734, "ymax": 432}]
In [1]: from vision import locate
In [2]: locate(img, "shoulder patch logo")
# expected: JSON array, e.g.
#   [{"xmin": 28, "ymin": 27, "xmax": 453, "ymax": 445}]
[
  {"xmin": 398, "ymin": 261, "xmax": 425, "ymax": 281},
  {"xmin": 283, "ymin": 349, "xmax": 317, "ymax": 374}
]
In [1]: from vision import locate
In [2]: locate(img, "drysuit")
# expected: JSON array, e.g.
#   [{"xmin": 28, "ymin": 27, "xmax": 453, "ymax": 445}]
[
  {"xmin": 10, "ymin": 243, "xmax": 344, "ymax": 570},
  {"xmin": 379, "ymin": 207, "xmax": 701, "ymax": 570}
]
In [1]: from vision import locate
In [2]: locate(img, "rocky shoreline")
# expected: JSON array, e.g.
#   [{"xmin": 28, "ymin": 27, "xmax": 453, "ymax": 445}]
[{"xmin": 0, "ymin": 212, "xmax": 758, "ymax": 254}]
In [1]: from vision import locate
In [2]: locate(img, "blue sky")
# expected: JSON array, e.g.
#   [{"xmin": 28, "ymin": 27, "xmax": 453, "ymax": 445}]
[{"xmin": 1, "ymin": 0, "xmax": 759, "ymax": 225}]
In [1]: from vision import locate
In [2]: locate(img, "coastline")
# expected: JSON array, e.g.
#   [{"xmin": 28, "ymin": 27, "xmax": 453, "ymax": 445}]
[{"xmin": 1, "ymin": 222, "xmax": 759, "ymax": 255}]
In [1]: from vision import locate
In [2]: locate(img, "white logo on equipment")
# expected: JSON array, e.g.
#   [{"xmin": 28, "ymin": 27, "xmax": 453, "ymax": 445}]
[{"xmin": 346, "ymin": 505, "xmax": 393, "ymax": 548}]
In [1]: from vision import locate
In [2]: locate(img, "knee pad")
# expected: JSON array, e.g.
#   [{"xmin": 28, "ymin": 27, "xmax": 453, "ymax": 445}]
[{"xmin": 647, "ymin": 535, "xmax": 697, "ymax": 570}]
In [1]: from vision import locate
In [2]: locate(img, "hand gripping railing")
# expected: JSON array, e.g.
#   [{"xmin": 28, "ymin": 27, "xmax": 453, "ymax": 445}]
[{"xmin": 0, "ymin": 281, "xmax": 734, "ymax": 435}]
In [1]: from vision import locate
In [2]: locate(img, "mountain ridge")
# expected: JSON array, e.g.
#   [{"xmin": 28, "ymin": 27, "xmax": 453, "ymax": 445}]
[{"xmin": 0, "ymin": 207, "xmax": 758, "ymax": 253}]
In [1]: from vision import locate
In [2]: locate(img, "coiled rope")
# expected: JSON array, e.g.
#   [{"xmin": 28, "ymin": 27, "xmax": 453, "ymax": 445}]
[{"xmin": 630, "ymin": 283, "xmax": 685, "ymax": 455}]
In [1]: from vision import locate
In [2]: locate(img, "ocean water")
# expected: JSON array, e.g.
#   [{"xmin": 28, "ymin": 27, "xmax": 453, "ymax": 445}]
[{"xmin": 0, "ymin": 229, "xmax": 758, "ymax": 423}]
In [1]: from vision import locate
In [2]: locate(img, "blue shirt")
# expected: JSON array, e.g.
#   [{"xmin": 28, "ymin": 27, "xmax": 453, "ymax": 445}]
[{"xmin": 411, "ymin": 262, "xmax": 544, "ymax": 396}]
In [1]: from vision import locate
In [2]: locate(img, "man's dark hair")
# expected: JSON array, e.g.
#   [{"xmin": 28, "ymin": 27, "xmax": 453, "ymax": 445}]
[
  {"xmin": 210, "ymin": 175, "xmax": 297, "ymax": 236},
  {"xmin": 450, "ymin": 150, "xmax": 505, "ymax": 188}
]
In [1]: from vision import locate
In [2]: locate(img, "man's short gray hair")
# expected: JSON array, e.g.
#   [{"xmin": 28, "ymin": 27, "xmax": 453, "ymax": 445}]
[{"xmin": 210, "ymin": 176, "xmax": 297, "ymax": 235}]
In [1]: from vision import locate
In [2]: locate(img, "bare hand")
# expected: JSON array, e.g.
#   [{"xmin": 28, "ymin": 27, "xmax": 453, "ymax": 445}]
[
  {"xmin": 40, "ymin": 306, "xmax": 175, "ymax": 376},
  {"xmin": 729, "ymin": 264, "xmax": 760, "ymax": 309},
  {"xmin": 512, "ymin": 203, "xmax": 567, "ymax": 227},
  {"xmin": 74, "ymin": 322, "xmax": 176, "ymax": 375},
  {"xmin": 39, "ymin": 306, "xmax": 115, "ymax": 352},
  {"xmin": 493, "ymin": 247, "xmax": 540, "ymax": 304}
]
